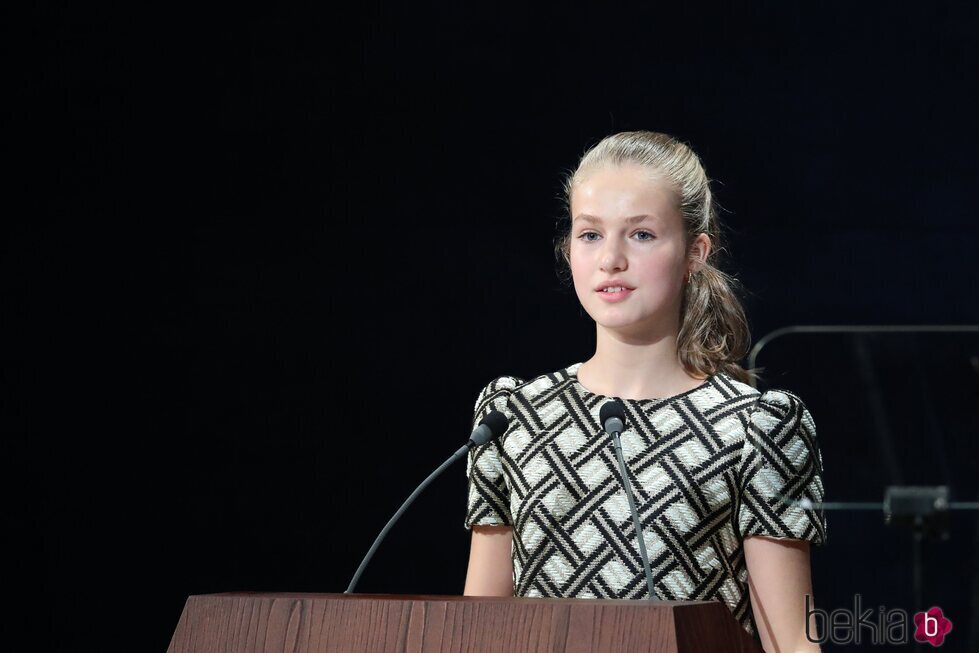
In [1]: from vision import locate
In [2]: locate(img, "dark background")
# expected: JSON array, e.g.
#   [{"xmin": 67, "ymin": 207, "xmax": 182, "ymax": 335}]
[{"xmin": 7, "ymin": 3, "xmax": 979, "ymax": 651}]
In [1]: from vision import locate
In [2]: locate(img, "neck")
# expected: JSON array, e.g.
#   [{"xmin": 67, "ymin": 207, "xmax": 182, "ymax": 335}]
[{"xmin": 577, "ymin": 321, "xmax": 706, "ymax": 401}]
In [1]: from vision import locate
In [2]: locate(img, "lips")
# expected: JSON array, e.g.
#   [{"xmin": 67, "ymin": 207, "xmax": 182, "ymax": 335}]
[
  {"xmin": 595, "ymin": 280, "xmax": 635, "ymax": 292},
  {"xmin": 596, "ymin": 286, "xmax": 634, "ymax": 302}
]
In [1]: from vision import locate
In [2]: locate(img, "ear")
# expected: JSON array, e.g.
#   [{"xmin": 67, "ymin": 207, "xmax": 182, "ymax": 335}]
[{"xmin": 688, "ymin": 233, "xmax": 711, "ymax": 273}]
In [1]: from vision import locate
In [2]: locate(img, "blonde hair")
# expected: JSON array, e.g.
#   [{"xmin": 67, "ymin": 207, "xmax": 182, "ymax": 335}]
[{"xmin": 555, "ymin": 130, "xmax": 758, "ymax": 385}]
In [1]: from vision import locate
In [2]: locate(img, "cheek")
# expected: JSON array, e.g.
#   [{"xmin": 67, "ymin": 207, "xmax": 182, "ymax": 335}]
[
  {"xmin": 568, "ymin": 248, "xmax": 593, "ymax": 297},
  {"xmin": 633, "ymin": 253, "xmax": 686, "ymax": 294},
  {"xmin": 568, "ymin": 244, "xmax": 585, "ymax": 276},
  {"xmin": 635, "ymin": 256, "xmax": 674, "ymax": 276}
]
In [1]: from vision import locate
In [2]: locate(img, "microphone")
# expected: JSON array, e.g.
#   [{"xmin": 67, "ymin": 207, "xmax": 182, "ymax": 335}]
[
  {"xmin": 467, "ymin": 410, "xmax": 509, "ymax": 449},
  {"xmin": 600, "ymin": 400, "xmax": 659, "ymax": 601},
  {"xmin": 345, "ymin": 410, "xmax": 510, "ymax": 593}
]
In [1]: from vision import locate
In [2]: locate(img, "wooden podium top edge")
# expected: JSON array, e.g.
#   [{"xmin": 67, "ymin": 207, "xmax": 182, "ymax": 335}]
[{"xmin": 192, "ymin": 592, "xmax": 717, "ymax": 608}]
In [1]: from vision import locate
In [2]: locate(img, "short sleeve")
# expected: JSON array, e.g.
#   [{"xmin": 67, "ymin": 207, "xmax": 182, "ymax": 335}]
[
  {"xmin": 737, "ymin": 389, "xmax": 827, "ymax": 544},
  {"xmin": 464, "ymin": 375, "xmax": 522, "ymax": 530}
]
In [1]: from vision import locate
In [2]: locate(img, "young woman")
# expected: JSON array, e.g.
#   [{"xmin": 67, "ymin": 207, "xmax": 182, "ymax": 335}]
[{"xmin": 462, "ymin": 131, "xmax": 827, "ymax": 652}]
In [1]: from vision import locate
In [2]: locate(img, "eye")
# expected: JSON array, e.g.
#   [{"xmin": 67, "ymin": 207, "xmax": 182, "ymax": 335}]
[
  {"xmin": 634, "ymin": 230, "xmax": 655, "ymax": 241},
  {"xmin": 577, "ymin": 231, "xmax": 600, "ymax": 242}
]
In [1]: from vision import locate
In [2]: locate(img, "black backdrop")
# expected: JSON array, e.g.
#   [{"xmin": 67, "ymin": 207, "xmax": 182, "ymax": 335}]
[{"xmin": 7, "ymin": 4, "xmax": 979, "ymax": 651}]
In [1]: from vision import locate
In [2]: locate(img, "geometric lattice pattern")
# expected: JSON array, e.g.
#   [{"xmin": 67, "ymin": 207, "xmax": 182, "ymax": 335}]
[{"xmin": 465, "ymin": 363, "xmax": 827, "ymax": 637}]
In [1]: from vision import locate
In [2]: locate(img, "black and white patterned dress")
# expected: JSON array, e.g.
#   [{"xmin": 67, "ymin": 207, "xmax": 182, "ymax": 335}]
[{"xmin": 464, "ymin": 362, "xmax": 827, "ymax": 637}]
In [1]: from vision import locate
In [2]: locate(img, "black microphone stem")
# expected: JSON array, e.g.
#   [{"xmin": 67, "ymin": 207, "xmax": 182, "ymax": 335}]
[
  {"xmin": 610, "ymin": 430, "xmax": 658, "ymax": 601},
  {"xmin": 345, "ymin": 443, "xmax": 468, "ymax": 594}
]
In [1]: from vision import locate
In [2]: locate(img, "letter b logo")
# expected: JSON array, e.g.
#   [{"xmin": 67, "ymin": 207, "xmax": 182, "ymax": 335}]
[{"xmin": 914, "ymin": 606, "xmax": 952, "ymax": 647}]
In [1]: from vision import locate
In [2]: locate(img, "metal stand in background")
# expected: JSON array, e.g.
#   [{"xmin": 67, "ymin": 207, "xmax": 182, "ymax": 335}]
[
  {"xmin": 883, "ymin": 486, "xmax": 951, "ymax": 616},
  {"xmin": 747, "ymin": 325, "xmax": 979, "ymax": 375}
]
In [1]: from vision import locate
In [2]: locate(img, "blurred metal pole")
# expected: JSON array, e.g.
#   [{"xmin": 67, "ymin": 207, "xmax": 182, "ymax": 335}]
[{"xmin": 748, "ymin": 324, "xmax": 979, "ymax": 378}]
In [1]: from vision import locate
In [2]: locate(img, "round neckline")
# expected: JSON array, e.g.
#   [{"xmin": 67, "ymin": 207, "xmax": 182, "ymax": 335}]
[{"xmin": 567, "ymin": 361, "xmax": 718, "ymax": 405}]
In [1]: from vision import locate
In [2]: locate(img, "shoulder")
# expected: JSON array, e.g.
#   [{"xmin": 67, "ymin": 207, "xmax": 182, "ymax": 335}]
[
  {"xmin": 709, "ymin": 372, "xmax": 763, "ymax": 415},
  {"xmin": 713, "ymin": 372, "xmax": 761, "ymax": 401},
  {"xmin": 474, "ymin": 374, "xmax": 525, "ymax": 398},
  {"xmin": 752, "ymin": 387, "xmax": 813, "ymax": 424},
  {"xmin": 713, "ymin": 374, "xmax": 811, "ymax": 417},
  {"xmin": 743, "ymin": 385, "xmax": 819, "ymax": 455},
  {"xmin": 473, "ymin": 365, "xmax": 577, "ymax": 409}
]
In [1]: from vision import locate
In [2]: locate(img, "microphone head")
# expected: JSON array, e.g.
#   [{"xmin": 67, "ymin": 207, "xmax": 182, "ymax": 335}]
[
  {"xmin": 469, "ymin": 410, "xmax": 510, "ymax": 447},
  {"xmin": 599, "ymin": 400, "xmax": 626, "ymax": 434},
  {"xmin": 479, "ymin": 410, "xmax": 510, "ymax": 441}
]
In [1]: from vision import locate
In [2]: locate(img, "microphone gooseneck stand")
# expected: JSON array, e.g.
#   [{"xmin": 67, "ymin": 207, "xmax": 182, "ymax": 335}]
[
  {"xmin": 601, "ymin": 400, "xmax": 659, "ymax": 601},
  {"xmin": 345, "ymin": 410, "xmax": 510, "ymax": 594}
]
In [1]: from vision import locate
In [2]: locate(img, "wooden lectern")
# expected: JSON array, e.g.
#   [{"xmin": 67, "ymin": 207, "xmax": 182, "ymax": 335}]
[{"xmin": 167, "ymin": 592, "xmax": 763, "ymax": 652}]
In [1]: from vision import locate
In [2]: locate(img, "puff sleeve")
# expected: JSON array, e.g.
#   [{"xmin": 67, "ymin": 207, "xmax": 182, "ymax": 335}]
[
  {"xmin": 463, "ymin": 375, "xmax": 522, "ymax": 530},
  {"xmin": 737, "ymin": 389, "xmax": 827, "ymax": 544}
]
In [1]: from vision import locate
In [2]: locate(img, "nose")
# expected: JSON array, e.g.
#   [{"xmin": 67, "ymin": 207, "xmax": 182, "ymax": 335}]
[{"xmin": 600, "ymin": 239, "xmax": 627, "ymax": 273}]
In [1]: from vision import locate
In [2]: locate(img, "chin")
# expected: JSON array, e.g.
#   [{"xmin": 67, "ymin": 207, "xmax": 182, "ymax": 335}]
[
  {"xmin": 595, "ymin": 311, "xmax": 666, "ymax": 334},
  {"xmin": 596, "ymin": 316, "xmax": 648, "ymax": 333}
]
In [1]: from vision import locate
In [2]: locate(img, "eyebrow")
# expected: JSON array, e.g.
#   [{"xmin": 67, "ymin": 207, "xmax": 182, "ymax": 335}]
[{"xmin": 572, "ymin": 214, "xmax": 658, "ymax": 226}]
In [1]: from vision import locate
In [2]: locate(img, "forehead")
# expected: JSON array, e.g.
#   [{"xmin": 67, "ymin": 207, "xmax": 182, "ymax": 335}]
[{"xmin": 570, "ymin": 163, "xmax": 680, "ymax": 224}]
